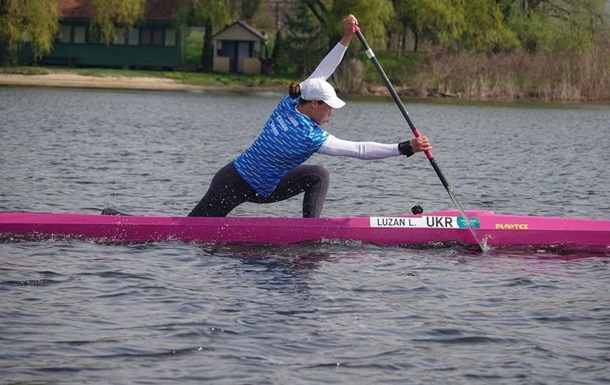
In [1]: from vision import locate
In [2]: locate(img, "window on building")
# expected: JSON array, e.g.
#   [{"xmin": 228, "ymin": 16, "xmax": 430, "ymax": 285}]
[
  {"xmin": 114, "ymin": 28, "xmax": 126, "ymax": 45},
  {"xmin": 59, "ymin": 25, "xmax": 71, "ymax": 43},
  {"xmin": 141, "ymin": 28, "xmax": 167, "ymax": 46},
  {"xmin": 74, "ymin": 26, "xmax": 86, "ymax": 44},
  {"xmin": 141, "ymin": 28, "xmax": 152, "ymax": 45},
  {"xmin": 165, "ymin": 29, "xmax": 176, "ymax": 46},
  {"xmin": 87, "ymin": 28, "xmax": 101, "ymax": 44},
  {"xmin": 152, "ymin": 29, "xmax": 163, "ymax": 45},
  {"xmin": 129, "ymin": 28, "xmax": 139, "ymax": 45}
]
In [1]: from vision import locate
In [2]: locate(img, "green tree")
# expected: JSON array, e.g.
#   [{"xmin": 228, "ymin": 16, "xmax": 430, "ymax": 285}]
[
  {"xmin": 503, "ymin": 0, "xmax": 610, "ymax": 53},
  {"xmin": 297, "ymin": 0, "xmax": 394, "ymax": 50},
  {"xmin": 187, "ymin": 0, "xmax": 240, "ymax": 29},
  {"xmin": 239, "ymin": 0, "xmax": 261, "ymax": 23},
  {"xmin": 271, "ymin": 29, "xmax": 289, "ymax": 74},
  {"xmin": 280, "ymin": 0, "xmax": 393, "ymax": 75},
  {"xmin": 392, "ymin": 0, "xmax": 519, "ymax": 53},
  {"xmin": 458, "ymin": 0, "xmax": 520, "ymax": 52},
  {"xmin": 91, "ymin": 0, "xmax": 145, "ymax": 44},
  {"xmin": 179, "ymin": 0, "xmax": 240, "ymax": 69},
  {"xmin": 201, "ymin": 20, "xmax": 214, "ymax": 71},
  {"xmin": 282, "ymin": 2, "xmax": 324, "ymax": 76},
  {"xmin": 505, "ymin": 3, "xmax": 553, "ymax": 52},
  {"xmin": 391, "ymin": 0, "xmax": 421, "ymax": 53},
  {"xmin": 392, "ymin": 0, "xmax": 463, "ymax": 52},
  {"xmin": 0, "ymin": 0, "xmax": 58, "ymax": 66}
]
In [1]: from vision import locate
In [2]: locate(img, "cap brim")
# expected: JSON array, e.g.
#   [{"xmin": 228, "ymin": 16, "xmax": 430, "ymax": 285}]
[{"xmin": 324, "ymin": 96, "xmax": 346, "ymax": 109}]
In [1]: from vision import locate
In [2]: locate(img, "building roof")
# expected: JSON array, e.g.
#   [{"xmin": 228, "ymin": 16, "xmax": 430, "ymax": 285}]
[
  {"xmin": 57, "ymin": 0, "xmax": 180, "ymax": 21},
  {"xmin": 213, "ymin": 21, "xmax": 268, "ymax": 42}
]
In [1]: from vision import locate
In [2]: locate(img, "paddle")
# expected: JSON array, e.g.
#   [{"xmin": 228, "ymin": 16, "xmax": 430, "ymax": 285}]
[{"xmin": 353, "ymin": 25, "xmax": 488, "ymax": 252}]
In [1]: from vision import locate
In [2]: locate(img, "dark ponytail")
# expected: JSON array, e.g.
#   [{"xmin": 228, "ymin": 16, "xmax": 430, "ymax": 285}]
[{"xmin": 288, "ymin": 82, "xmax": 301, "ymax": 98}]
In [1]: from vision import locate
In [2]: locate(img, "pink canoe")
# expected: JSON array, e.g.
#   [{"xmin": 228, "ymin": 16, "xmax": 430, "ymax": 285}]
[{"xmin": 0, "ymin": 210, "xmax": 608, "ymax": 250}]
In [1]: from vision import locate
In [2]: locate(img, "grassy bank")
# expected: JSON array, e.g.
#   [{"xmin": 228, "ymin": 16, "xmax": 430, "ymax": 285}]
[
  {"xmin": 363, "ymin": 44, "xmax": 610, "ymax": 103},
  {"xmin": 2, "ymin": 44, "xmax": 609, "ymax": 103}
]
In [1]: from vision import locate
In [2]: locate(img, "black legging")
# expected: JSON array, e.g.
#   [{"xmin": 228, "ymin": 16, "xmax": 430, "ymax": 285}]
[{"xmin": 188, "ymin": 162, "xmax": 329, "ymax": 218}]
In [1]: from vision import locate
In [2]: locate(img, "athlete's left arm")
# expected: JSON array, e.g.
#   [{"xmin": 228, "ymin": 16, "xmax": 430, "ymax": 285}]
[
  {"xmin": 306, "ymin": 15, "xmax": 357, "ymax": 80},
  {"xmin": 306, "ymin": 43, "xmax": 348, "ymax": 81}
]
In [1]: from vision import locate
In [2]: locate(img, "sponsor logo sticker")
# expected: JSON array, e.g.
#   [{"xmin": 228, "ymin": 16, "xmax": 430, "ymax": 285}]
[{"xmin": 495, "ymin": 223, "xmax": 529, "ymax": 230}]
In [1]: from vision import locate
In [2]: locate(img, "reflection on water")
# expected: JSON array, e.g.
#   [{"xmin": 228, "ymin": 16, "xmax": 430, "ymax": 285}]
[{"xmin": 199, "ymin": 243, "xmax": 337, "ymax": 271}]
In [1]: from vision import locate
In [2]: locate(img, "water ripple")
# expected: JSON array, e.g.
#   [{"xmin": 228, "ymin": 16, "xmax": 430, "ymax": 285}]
[{"xmin": 1, "ymin": 88, "xmax": 609, "ymax": 384}]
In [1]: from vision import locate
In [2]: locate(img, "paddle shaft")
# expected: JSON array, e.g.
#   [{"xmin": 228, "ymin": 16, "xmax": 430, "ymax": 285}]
[{"xmin": 354, "ymin": 27, "xmax": 487, "ymax": 252}]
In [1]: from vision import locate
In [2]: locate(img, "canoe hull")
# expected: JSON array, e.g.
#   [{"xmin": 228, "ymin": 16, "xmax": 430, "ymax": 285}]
[{"xmin": 1, "ymin": 210, "xmax": 609, "ymax": 250}]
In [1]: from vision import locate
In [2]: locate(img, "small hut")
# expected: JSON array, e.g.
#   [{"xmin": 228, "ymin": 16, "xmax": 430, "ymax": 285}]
[{"xmin": 212, "ymin": 21, "xmax": 268, "ymax": 74}]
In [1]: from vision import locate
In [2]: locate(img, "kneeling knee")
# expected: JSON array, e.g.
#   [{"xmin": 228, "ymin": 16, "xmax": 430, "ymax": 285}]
[{"xmin": 313, "ymin": 165, "xmax": 330, "ymax": 181}]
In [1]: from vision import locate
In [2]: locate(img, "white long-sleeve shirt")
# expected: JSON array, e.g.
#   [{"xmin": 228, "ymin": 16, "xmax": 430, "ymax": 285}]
[
  {"xmin": 233, "ymin": 42, "xmax": 404, "ymax": 196},
  {"xmin": 303, "ymin": 43, "xmax": 402, "ymax": 159}
]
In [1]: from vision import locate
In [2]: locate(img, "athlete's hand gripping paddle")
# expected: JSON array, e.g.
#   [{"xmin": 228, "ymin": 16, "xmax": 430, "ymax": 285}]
[{"xmin": 353, "ymin": 24, "xmax": 488, "ymax": 252}]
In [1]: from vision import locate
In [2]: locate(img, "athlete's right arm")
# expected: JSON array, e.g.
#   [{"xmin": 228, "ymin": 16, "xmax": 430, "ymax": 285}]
[
  {"xmin": 318, "ymin": 135, "xmax": 423, "ymax": 159},
  {"xmin": 318, "ymin": 135, "xmax": 401, "ymax": 160}
]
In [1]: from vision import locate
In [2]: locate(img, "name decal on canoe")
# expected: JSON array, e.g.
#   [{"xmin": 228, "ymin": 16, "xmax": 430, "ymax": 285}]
[
  {"xmin": 495, "ymin": 223, "xmax": 529, "ymax": 230},
  {"xmin": 370, "ymin": 216, "xmax": 480, "ymax": 229}
]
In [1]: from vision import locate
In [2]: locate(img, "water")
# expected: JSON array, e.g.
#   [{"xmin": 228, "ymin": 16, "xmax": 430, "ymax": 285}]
[{"xmin": 1, "ymin": 87, "xmax": 609, "ymax": 384}]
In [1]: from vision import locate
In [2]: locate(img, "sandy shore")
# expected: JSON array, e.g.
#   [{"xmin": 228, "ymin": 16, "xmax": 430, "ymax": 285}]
[
  {"xmin": 0, "ymin": 72, "xmax": 435, "ymax": 98},
  {"xmin": 0, "ymin": 72, "xmax": 410, "ymax": 96},
  {"xmin": 0, "ymin": 72, "xmax": 233, "ymax": 92}
]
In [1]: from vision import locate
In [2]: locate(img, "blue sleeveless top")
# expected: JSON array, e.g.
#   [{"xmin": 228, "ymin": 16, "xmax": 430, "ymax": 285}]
[{"xmin": 233, "ymin": 95, "xmax": 330, "ymax": 197}]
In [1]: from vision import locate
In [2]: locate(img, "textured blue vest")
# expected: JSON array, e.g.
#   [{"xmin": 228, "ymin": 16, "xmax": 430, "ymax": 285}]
[{"xmin": 233, "ymin": 95, "xmax": 329, "ymax": 196}]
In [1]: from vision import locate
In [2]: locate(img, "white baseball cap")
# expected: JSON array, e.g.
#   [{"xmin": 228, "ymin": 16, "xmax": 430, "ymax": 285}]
[{"xmin": 300, "ymin": 78, "xmax": 346, "ymax": 109}]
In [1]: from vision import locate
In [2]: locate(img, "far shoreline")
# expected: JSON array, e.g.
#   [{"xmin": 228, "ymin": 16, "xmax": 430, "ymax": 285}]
[
  {"xmin": 1, "ymin": 71, "xmax": 608, "ymax": 107},
  {"xmin": 0, "ymin": 72, "xmax": 282, "ymax": 93}
]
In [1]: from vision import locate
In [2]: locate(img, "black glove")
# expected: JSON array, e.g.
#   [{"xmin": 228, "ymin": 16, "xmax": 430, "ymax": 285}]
[{"xmin": 398, "ymin": 140, "xmax": 414, "ymax": 157}]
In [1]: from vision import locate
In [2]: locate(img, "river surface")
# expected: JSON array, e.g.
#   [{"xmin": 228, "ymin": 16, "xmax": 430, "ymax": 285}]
[{"xmin": 1, "ymin": 86, "xmax": 609, "ymax": 384}]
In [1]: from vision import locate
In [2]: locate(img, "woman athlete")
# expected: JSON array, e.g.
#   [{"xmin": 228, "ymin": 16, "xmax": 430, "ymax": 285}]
[{"xmin": 188, "ymin": 14, "xmax": 431, "ymax": 218}]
